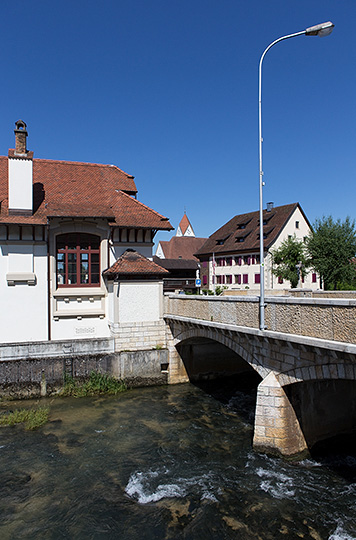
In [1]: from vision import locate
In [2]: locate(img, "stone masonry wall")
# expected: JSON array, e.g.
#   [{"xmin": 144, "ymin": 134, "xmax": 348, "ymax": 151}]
[
  {"xmin": 0, "ymin": 348, "xmax": 169, "ymax": 399},
  {"xmin": 164, "ymin": 294, "xmax": 356, "ymax": 345},
  {"xmin": 112, "ymin": 320, "xmax": 167, "ymax": 351}
]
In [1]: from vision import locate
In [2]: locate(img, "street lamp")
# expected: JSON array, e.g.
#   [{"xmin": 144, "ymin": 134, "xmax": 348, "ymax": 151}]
[{"xmin": 258, "ymin": 21, "xmax": 334, "ymax": 331}]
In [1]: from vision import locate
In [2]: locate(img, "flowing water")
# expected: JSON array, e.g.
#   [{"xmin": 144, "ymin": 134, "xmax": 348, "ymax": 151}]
[{"xmin": 0, "ymin": 378, "xmax": 355, "ymax": 539}]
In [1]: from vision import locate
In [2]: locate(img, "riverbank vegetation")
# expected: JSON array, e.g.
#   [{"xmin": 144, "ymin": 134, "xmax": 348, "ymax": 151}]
[
  {"xmin": 0, "ymin": 406, "xmax": 49, "ymax": 430},
  {"xmin": 60, "ymin": 371, "xmax": 127, "ymax": 397}
]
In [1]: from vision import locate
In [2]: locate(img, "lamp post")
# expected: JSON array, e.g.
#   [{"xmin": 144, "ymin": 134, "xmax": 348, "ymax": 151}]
[{"xmin": 258, "ymin": 21, "xmax": 334, "ymax": 331}]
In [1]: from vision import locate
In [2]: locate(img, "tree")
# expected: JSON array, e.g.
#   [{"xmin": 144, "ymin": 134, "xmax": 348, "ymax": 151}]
[
  {"xmin": 306, "ymin": 216, "xmax": 356, "ymax": 290},
  {"xmin": 271, "ymin": 235, "xmax": 310, "ymax": 289}
]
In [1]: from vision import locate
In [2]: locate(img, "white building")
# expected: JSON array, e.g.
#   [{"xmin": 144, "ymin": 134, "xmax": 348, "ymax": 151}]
[
  {"xmin": 196, "ymin": 203, "xmax": 320, "ymax": 292},
  {"xmin": 0, "ymin": 121, "xmax": 172, "ymax": 343}
]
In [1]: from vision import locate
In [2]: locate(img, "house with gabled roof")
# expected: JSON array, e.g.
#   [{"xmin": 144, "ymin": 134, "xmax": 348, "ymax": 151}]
[
  {"xmin": 195, "ymin": 202, "xmax": 319, "ymax": 292},
  {"xmin": 0, "ymin": 121, "xmax": 172, "ymax": 343},
  {"xmin": 154, "ymin": 212, "xmax": 207, "ymax": 293}
]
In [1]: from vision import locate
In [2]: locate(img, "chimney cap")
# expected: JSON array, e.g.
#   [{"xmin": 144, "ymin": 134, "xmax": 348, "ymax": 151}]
[
  {"xmin": 266, "ymin": 202, "xmax": 274, "ymax": 212},
  {"xmin": 14, "ymin": 119, "xmax": 28, "ymax": 134}
]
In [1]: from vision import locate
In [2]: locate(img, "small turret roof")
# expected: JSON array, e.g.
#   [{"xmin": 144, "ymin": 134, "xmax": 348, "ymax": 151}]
[{"xmin": 103, "ymin": 249, "xmax": 169, "ymax": 279}]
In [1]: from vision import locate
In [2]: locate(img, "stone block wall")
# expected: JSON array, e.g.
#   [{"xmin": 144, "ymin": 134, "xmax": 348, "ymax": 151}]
[
  {"xmin": 253, "ymin": 372, "xmax": 309, "ymax": 459},
  {"xmin": 0, "ymin": 348, "xmax": 169, "ymax": 399},
  {"xmin": 112, "ymin": 320, "xmax": 167, "ymax": 351},
  {"xmin": 164, "ymin": 294, "xmax": 356, "ymax": 344}
]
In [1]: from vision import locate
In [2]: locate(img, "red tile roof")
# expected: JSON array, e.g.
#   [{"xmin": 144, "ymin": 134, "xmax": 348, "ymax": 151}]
[
  {"xmin": 103, "ymin": 249, "xmax": 169, "ymax": 278},
  {"xmin": 195, "ymin": 203, "xmax": 309, "ymax": 257},
  {"xmin": 0, "ymin": 154, "xmax": 173, "ymax": 230},
  {"xmin": 157, "ymin": 237, "xmax": 207, "ymax": 260}
]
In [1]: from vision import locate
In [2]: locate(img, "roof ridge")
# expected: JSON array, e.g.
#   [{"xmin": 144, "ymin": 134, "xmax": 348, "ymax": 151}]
[
  {"xmin": 28, "ymin": 156, "xmax": 135, "ymax": 178},
  {"xmin": 231, "ymin": 202, "xmax": 298, "ymax": 221}
]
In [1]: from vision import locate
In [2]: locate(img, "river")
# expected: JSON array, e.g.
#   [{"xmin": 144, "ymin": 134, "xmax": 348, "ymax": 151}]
[{"xmin": 0, "ymin": 377, "xmax": 355, "ymax": 539}]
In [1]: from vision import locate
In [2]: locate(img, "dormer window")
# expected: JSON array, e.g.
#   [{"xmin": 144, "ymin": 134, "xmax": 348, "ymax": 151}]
[
  {"xmin": 235, "ymin": 230, "xmax": 251, "ymax": 243},
  {"xmin": 257, "ymin": 227, "xmax": 274, "ymax": 240},
  {"xmin": 236, "ymin": 218, "xmax": 251, "ymax": 230},
  {"xmin": 216, "ymin": 234, "xmax": 230, "ymax": 246},
  {"xmin": 258, "ymin": 213, "xmax": 275, "ymax": 226}
]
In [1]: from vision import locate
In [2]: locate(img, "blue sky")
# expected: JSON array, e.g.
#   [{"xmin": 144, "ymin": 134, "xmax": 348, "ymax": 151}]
[{"xmin": 1, "ymin": 1, "xmax": 354, "ymax": 247}]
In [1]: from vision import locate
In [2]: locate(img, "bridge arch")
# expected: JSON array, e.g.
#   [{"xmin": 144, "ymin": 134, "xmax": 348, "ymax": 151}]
[{"xmin": 171, "ymin": 323, "xmax": 269, "ymax": 381}]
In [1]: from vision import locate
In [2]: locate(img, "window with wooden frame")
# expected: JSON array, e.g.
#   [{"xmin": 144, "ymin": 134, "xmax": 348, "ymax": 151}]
[{"xmin": 56, "ymin": 233, "xmax": 100, "ymax": 287}]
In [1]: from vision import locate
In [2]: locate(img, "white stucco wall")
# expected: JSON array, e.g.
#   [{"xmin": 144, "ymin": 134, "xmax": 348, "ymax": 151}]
[
  {"xmin": 8, "ymin": 158, "xmax": 33, "ymax": 212},
  {"xmin": 266, "ymin": 206, "xmax": 316, "ymax": 290},
  {"xmin": 50, "ymin": 315, "xmax": 111, "ymax": 341},
  {"xmin": 0, "ymin": 242, "xmax": 48, "ymax": 343},
  {"xmin": 118, "ymin": 281, "xmax": 163, "ymax": 323},
  {"xmin": 0, "ymin": 219, "xmax": 161, "ymax": 343}
]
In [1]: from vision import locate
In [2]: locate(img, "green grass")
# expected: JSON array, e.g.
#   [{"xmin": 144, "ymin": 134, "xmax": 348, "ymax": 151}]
[
  {"xmin": 0, "ymin": 406, "xmax": 49, "ymax": 430},
  {"xmin": 60, "ymin": 371, "xmax": 127, "ymax": 397}
]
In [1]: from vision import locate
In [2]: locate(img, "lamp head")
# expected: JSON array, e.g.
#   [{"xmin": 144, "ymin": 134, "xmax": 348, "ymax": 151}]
[{"xmin": 305, "ymin": 21, "xmax": 334, "ymax": 37}]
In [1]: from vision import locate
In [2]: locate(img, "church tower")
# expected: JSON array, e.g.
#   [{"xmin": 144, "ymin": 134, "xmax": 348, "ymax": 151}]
[{"xmin": 176, "ymin": 212, "xmax": 195, "ymax": 237}]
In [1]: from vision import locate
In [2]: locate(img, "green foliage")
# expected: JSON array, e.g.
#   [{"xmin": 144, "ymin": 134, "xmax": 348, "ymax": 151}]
[
  {"xmin": 215, "ymin": 285, "xmax": 228, "ymax": 296},
  {"xmin": 306, "ymin": 216, "xmax": 356, "ymax": 290},
  {"xmin": 201, "ymin": 289, "xmax": 214, "ymax": 296},
  {"xmin": 272, "ymin": 235, "xmax": 310, "ymax": 289},
  {"xmin": 61, "ymin": 371, "xmax": 127, "ymax": 397},
  {"xmin": 0, "ymin": 406, "xmax": 49, "ymax": 430}
]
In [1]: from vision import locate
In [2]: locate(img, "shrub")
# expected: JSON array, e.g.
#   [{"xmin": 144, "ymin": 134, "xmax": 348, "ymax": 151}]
[{"xmin": 61, "ymin": 371, "xmax": 127, "ymax": 397}]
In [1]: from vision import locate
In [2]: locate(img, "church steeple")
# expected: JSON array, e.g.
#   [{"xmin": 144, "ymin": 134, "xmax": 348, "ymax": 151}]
[{"xmin": 176, "ymin": 212, "xmax": 195, "ymax": 237}]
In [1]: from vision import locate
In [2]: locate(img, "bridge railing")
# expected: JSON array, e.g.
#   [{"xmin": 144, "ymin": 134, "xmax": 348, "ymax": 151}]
[{"xmin": 164, "ymin": 294, "xmax": 356, "ymax": 344}]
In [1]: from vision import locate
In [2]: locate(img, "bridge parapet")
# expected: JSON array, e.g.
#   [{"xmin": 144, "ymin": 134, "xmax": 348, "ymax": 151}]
[{"xmin": 164, "ymin": 294, "xmax": 356, "ymax": 344}]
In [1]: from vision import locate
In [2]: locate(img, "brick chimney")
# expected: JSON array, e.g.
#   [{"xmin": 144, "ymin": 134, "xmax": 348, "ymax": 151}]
[
  {"xmin": 14, "ymin": 120, "xmax": 28, "ymax": 154},
  {"xmin": 8, "ymin": 120, "xmax": 34, "ymax": 215}
]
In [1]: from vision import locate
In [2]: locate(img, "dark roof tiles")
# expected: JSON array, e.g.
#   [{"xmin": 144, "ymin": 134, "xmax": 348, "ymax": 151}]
[
  {"xmin": 104, "ymin": 249, "xmax": 169, "ymax": 278},
  {"xmin": 196, "ymin": 203, "xmax": 306, "ymax": 257},
  {"xmin": 153, "ymin": 256, "xmax": 199, "ymax": 271}
]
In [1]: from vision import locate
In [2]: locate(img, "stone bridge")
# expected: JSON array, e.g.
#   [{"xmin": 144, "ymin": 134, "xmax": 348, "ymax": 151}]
[{"xmin": 164, "ymin": 294, "xmax": 356, "ymax": 459}]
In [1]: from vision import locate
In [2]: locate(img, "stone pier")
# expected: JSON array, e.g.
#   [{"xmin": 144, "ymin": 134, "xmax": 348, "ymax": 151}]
[{"xmin": 253, "ymin": 372, "xmax": 308, "ymax": 459}]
